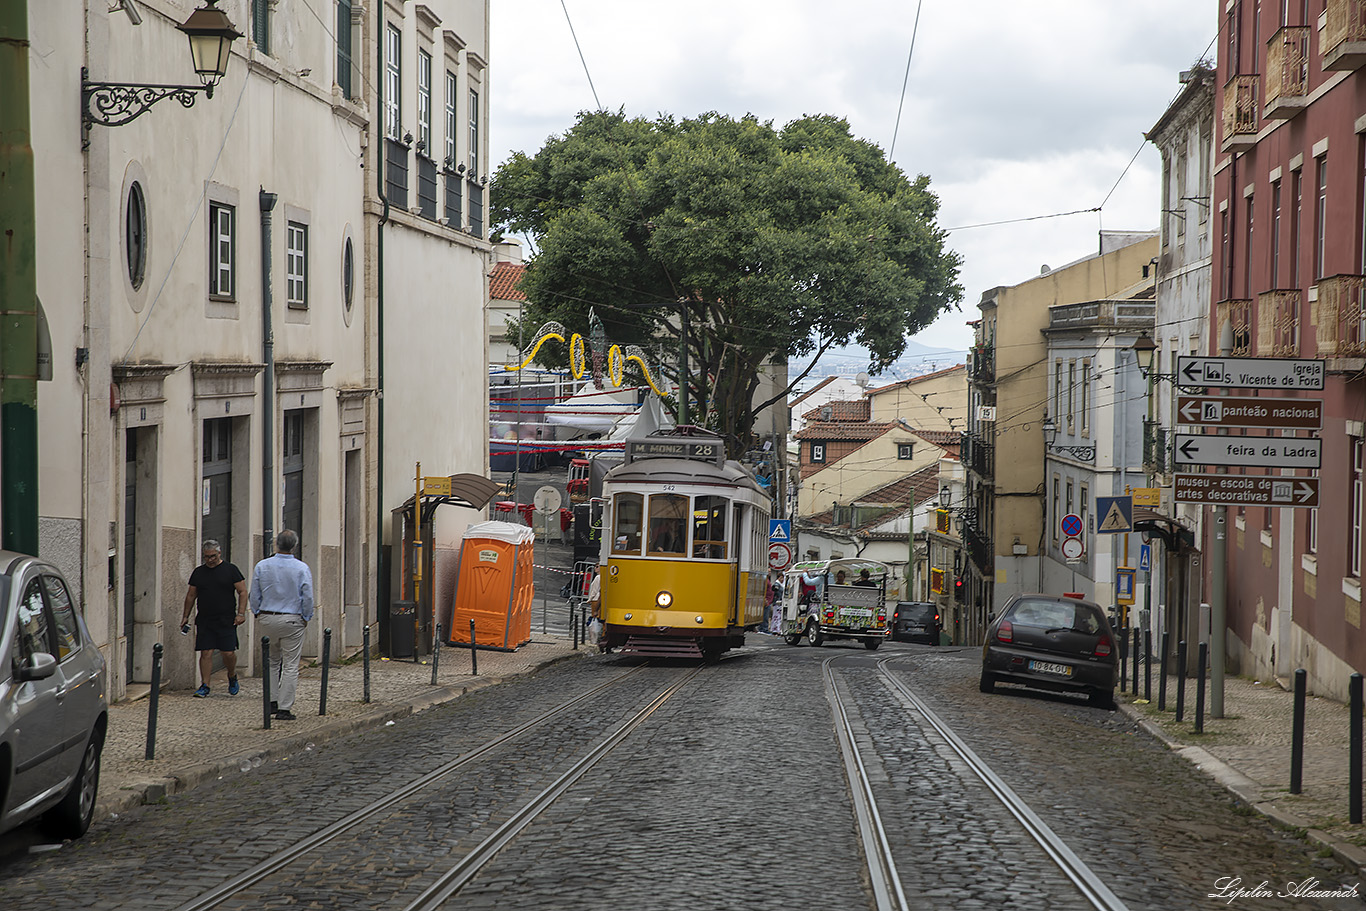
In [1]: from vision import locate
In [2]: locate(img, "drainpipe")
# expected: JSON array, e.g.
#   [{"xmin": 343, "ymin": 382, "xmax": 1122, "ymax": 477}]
[
  {"xmin": 260, "ymin": 189, "xmax": 278, "ymax": 558},
  {"xmin": 374, "ymin": 25, "xmax": 389, "ymax": 637},
  {"xmin": 0, "ymin": 0, "xmax": 39, "ymax": 554}
]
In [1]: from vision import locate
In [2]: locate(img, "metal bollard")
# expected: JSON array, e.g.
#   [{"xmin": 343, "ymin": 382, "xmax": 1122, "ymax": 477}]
[
  {"xmin": 1291, "ymin": 668, "xmax": 1307, "ymax": 794},
  {"xmin": 363, "ymin": 624, "xmax": 371, "ymax": 704},
  {"xmin": 320, "ymin": 628, "xmax": 331, "ymax": 717},
  {"xmin": 432, "ymin": 623, "xmax": 441, "ymax": 685},
  {"xmin": 1131, "ymin": 628, "xmax": 1140, "ymax": 695},
  {"xmin": 469, "ymin": 618, "xmax": 479, "ymax": 676},
  {"xmin": 1119, "ymin": 631, "xmax": 1127, "ymax": 693},
  {"xmin": 1158, "ymin": 631, "xmax": 1170, "ymax": 712},
  {"xmin": 571, "ymin": 603, "xmax": 579, "ymax": 650},
  {"xmin": 1351, "ymin": 673, "xmax": 1363, "ymax": 824},
  {"xmin": 1143, "ymin": 630, "xmax": 1152, "ymax": 702},
  {"xmin": 145, "ymin": 643, "xmax": 163, "ymax": 760},
  {"xmin": 580, "ymin": 608, "xmax": 588, "ymax": 648},
  {"xmin": 1175, "ymin": 640, "xmax": 1187, "ymax": 723},
  {"xmin": 262, "ymin": 636, "xmax": 272, "ymax": 730},
  {"xmin": 1195, "ymin": 641, "xmax": 1207, "ymax": 734}
]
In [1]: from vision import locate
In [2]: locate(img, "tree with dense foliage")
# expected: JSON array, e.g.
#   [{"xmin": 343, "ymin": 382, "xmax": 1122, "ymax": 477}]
[{"xmin": 492, "ymin": 110, "xmax": 963, "ymax": 454}]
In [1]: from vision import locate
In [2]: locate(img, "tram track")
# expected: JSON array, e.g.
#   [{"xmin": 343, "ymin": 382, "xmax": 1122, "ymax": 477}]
[
  {"xmin": 169, "ymin": 662, "xmax": 697, "ymax": 911},
  {"xmin": 824, "ymin": 655, "xmax": 1130, "ymax": 911}
]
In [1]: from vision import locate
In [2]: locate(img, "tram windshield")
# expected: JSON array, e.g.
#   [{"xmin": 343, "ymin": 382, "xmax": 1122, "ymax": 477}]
[
  {"xmin": 646, "ymin": 494, "xmax": 688, "ymax": 556},
  {"xmin": 692, "ymin": 495, "xmax": 728, "ymax": 559}
]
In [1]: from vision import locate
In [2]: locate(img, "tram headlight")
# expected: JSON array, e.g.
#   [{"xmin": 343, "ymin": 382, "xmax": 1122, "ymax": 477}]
[{"xmin": 656, "ymin": 591, "xmax": 673, "ymax": 608}]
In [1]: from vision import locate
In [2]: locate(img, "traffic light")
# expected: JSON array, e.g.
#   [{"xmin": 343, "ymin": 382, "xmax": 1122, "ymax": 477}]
[{"xmin": 953, "ymin": 576, "xmax": 965, "ymax": 603}]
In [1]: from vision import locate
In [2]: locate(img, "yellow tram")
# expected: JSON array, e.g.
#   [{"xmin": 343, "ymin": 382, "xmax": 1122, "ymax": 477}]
[{"xmin": 598, "ymin": 428, "xmax": 771, "ymax": 659}]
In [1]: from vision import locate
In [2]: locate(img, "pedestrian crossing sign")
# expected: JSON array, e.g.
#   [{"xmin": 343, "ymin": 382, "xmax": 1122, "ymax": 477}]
[
  {"xmin": 1095, "ymin": 496, "xmax": 1132, "ymax": 534},
  {"xmin": 769, "ymin": 519, "xmax": 792, "ymax": 542}
]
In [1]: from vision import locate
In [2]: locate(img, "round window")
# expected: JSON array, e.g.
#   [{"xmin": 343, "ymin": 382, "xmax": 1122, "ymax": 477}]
[
  {"xmin": 125, "ymin": 181, "xmax": 147, "ymax": 289},
  {"xmin": 342, "ymin": 236, "xmax": 354, "ymax": 313}
]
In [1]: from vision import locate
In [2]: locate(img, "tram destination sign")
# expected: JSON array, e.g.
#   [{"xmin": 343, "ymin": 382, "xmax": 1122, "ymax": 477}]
[
  {"xmin": 1177, "ymin": 356, "xmax": 1324, "ymax": 390},
  {"xmin": 1172, "ymin": 433, "xmax": 1322, "ymax": 469},
  {"xmin": 1174, "ymin": 474, "xmax": 1320, "ymax": 508},
  {"xmin": 626, "ymin": 439, "xmax": 725, "ymax": 464},
  {"xmin": 1176, "ymin": 396, "xmax": 1322, "ymax": 430}
]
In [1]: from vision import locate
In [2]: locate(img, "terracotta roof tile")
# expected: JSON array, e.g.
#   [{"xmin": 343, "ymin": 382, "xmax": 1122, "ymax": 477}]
[
  {"xmin": 800, "ymin": 398, "xmax": 869, "ymax": 423},
  {"xmin": 489, "ymin": 262, "xmax": 527, "ymax": 302},
  {"xmin": 792, "ymin": 421, "xmax": 893, "ymax": 441}
]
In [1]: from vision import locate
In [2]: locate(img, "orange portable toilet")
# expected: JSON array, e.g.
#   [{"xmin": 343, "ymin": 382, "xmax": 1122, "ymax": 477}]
[{"xmin": 445, "ymin": 521, "xmax": 536, "ymax": 651}]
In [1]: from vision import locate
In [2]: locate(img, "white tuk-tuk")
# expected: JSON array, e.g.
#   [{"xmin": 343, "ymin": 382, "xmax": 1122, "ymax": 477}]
[{"xmin": 779, "ymin": 559, "xmax": 890, "ymax": 650}]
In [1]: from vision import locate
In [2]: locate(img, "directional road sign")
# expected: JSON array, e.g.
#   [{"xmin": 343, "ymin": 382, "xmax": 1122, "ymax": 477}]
[
  {"xmin": 1095, "ymin": 496, "xmax": 1132, "ymax": 534},
  {"xmin": 1177, "ymin": 356, "xmax": 1325, "ymax": 390},
  {"xmin": 1176, "ymin": 395, "xmax": 1322, "ymax": 430},
  {"xmin": 1174, "ymin": 474, "xmax": 1320, "ymax": 508},
  {"xmin": 1172, "ymin": 433, "xmax": 1321, "ymax": 469}
]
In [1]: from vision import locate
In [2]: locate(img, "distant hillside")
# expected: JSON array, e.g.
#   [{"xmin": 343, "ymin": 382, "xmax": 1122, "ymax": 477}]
[{"xmin": 791, "ymin": 341, "xmax": 967, "ymax": 393}]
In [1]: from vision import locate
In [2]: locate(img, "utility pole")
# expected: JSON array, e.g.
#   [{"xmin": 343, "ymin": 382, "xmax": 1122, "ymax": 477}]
[
  {"xmin": 0, "ymin": 0, "xmax": 40, "ymax": 554},
  {"xmin": 1210, "ymin": 319, "xmax": 1233, "ymax": 717}
]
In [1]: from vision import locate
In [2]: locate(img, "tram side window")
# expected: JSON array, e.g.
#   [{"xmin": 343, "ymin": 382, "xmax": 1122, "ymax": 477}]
[
  {"xmin": 692, "ymin": 495, "xmax": 728, "ymax": 559},
  {"xmin": 647, "ymin": 493, "xmax": 688, "ymax": 556},
  {"xmin": 612, "ymin": 493, "xmax": 643, "ymax": 554}
]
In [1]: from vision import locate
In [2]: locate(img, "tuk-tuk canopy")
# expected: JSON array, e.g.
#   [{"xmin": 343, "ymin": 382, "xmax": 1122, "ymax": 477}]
[{"xmin": 786, "ymin": 558, "xmax": 888, "ymax": 582}]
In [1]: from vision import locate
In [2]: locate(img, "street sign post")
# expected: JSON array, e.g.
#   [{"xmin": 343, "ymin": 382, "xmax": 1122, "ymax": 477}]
[
  {"xmin": 1172, "ymin": 434, "xmax": 1321, "ymax": 469},
  {"xmin": 767, "ymin": 542, "xmax": 792, "ymax": 571},
  {"xmin": 1176, "ymin": 396, "xmax": 1322, "ymax": 430},
  {"xmin": 1174, "ymin": 474, "xmax": 1320, "ymax": 507},
  {"xmin": 1095, "ymin": 496, "xmax": 1132, "ymax": 534},
  {"xmin": 1177, "ymin": 355, "xmax": 1325, "ymax": 390}
]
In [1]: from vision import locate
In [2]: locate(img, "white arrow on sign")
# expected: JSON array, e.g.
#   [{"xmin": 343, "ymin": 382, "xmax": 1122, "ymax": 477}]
[{"xmin": 1173, "ymin": 433, "xmax": 1321, "ymax": 468}]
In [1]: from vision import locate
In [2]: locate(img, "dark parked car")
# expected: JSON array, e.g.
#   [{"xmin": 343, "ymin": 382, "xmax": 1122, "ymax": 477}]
[
  {"xmin": 979, "ymin": 593, "xmax": 1118, "ymax": 709},
  {"xmin": 891, "ymin": 601, "xmax": 940, "ymax": 645},
  {"xmin": 1, "ymin": 552, "xmax": 108, "ymax": 839}
]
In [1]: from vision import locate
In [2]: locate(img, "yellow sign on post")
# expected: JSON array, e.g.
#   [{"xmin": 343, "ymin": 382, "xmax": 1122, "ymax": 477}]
[
  {"xmin": 1131, "ymin": 487, "xmax": 1160, "ymax": 508},
  {"xmin": 422, "ymin": 476, "xmax": 452, "ymax": 497}
]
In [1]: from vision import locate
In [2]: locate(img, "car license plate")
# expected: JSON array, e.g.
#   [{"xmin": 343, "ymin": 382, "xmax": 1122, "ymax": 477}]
[
  {"xmin": 1029, "ymin": 660, "xmax": 1072, "ymax": 677},
  {"xmin": 906, "ymin": 625, "xmax": 924, "ymax": 634}
]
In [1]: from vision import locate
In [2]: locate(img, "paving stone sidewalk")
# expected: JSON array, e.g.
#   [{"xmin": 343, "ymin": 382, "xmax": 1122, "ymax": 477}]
[
  {"xmin": 96, "ymin": 635, "xmax": 584, "ymax": 820},
  {"xmin": 1121, "ymin": 670, "xmax": 1366, "ymax": 878}
]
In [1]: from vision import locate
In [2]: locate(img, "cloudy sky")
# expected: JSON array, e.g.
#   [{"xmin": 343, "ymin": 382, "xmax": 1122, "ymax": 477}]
[{"xmin": 490, "ymin": 1, "xmax": 1214, "ymax": 366}]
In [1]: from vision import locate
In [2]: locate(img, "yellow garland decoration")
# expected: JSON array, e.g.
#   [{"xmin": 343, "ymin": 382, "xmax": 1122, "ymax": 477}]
[{"xmin": 504, "ymin": 323, "xmax": 668, "ymax": 398}]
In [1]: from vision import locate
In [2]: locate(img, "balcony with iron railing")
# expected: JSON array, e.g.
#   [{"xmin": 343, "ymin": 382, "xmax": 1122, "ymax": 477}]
[
  {"xmin": 963, "ymin": 431, "xmax": 994, "ymax": 480},
  {"xmin": 1324, "ymin": 0, "xmax": 1366, "ymax": 71},
  {"xmin": 1312, "ymin": 274, "xmax": 1366, "ymax": 358},
  {"xmin": 961, "ymin": 509, "xmax": 993, "ymax": 575},
  {"xmin": 968, "ymin": 345, "xmax": 995, "ymax": 383},
  {"xmin": 1257, "ymin": 289, "xmax": 1300, "ymax": 356},
  {"xmin": 1221, "ymin": 75, "xmax": 1259, "ymax": 152},
  {"xmin": 1142, "ymin": 420, "xmax": 1167, "ymax": 475},
  {"xmin": 1264, "ymin": 26, "xmax": 1311, "ymax": 119},
  {"xmin": 1215, "ymin": 298, "xmax": 1253, "ymax": 355}
]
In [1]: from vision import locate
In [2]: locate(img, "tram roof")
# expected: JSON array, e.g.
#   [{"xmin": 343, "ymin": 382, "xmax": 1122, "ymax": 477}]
[{"xmin": 604, "ymin": 455, "xmax": 765, "ymax": 495}]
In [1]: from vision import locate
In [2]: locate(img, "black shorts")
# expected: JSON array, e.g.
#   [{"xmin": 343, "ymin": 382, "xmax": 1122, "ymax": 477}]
[{"xmin": 195, "ymin": 622, "xmax": 239, "ymax": 653}]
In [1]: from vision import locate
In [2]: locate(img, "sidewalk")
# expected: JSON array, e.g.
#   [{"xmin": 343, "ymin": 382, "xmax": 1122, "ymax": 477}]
[
  {"xmin": 95, "ymin": 635, "xmax": 584, "ymax": 822},
  {"xmin": 1120, "ymin": 670, "xmax": 1366, "ymax": 879}
]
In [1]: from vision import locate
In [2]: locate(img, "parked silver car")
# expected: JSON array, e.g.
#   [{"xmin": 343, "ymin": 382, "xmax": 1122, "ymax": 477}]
[{"xmin": 1, "ymin": 551, "xmax": 108, "ymax": 839}]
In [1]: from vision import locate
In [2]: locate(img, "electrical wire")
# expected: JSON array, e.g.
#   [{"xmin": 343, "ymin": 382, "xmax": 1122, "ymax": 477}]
[
  {"xmin": 887, "ymin": 0, "xmax": 924, "ymax": 164},
  {"xmin": 560, "ymin": 0, "xmax": 603, "ymax": 111}
]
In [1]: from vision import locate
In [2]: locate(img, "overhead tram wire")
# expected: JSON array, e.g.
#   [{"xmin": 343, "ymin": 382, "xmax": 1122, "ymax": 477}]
[
  {"xmin": 887, "ymin": 0, "xmax": 925, "ymax": 164},
  {"xmin": 560, "ymin": 0, "xmax": 603, "ymax": 111}
]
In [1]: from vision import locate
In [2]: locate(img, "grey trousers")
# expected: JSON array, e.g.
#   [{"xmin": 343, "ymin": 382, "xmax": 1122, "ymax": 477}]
[{"xmin": 257, "ymin": 613, "xmax": 306, "ymax": 711}]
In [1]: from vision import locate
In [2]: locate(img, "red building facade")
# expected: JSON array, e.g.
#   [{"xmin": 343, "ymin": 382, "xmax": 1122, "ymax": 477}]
[{"xmin": 1213, "ymin": 0, "xmax": 1366, "ymax": 697}]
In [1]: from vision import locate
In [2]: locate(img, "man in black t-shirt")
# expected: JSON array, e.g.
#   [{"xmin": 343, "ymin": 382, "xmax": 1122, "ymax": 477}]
[{"xmin": 181, "ymin": 539, "xmax": 249, "ymax": 698}]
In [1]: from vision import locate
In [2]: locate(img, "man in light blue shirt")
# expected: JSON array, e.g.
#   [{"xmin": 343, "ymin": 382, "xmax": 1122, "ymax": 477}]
[{"xmin": 249, "ymin": 530, "xmax": 313, "ymax": 720}]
